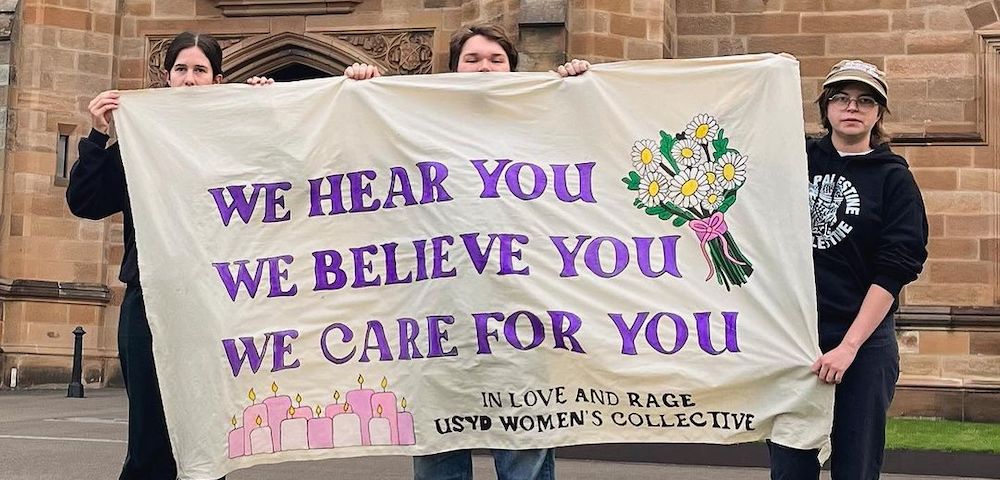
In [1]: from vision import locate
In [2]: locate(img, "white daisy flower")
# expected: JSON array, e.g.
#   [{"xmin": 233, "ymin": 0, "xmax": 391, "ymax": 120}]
[
  {"xmin": 667, "ymin": 167, "xmax": 710, "ymax": 208},
  {"xmin": 631, "ymin": 139, "xmax": 663, "ymax": 175},
  {"xmin": 638, "ymin": 172, "xmax": 670, "ymax": 207},
  {"xmin": 715, "ymin": 152, "xmax": 748, "ymax": 190},
  {"xmin": 685, "ymin": 114, "xmax": 720, "ymax": 145},
  {"xmin": 670, "ymin": 138, "xmax": 704, "ymax": 168},
  {"xmin": 701, "ymin": 188, "xmax": 725, "ymax": 212}
]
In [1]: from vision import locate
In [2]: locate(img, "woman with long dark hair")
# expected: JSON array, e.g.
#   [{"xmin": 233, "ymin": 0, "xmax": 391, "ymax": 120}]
[
  {"xmin": 769, "ymin": 60, "xmax": 928, "ymax": 479},
  {"xmin": 66, "ymin": 31, "xmax": 269, "ymax": 480}
]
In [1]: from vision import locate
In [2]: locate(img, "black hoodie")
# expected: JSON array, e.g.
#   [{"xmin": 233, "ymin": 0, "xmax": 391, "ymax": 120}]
[
  {"xmin": 66, "ymin": 129, "xmax": 139, "ymax": 286},
  {"xmin": 807, "ymin": 135, "xmax": 928, "ymax": 332}
]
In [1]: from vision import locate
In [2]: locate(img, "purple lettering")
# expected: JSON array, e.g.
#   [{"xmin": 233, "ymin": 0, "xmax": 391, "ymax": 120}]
[
  {"xmin": 505, "ymin": 162, "xmax": 547, "ymax": 200},
  {"xmin": 471, "ymin": 159, "xmax": 511, "ymax": 198},
  {"xmin": 384, "ymin": 167, "xmax": 418, "ymax": 208},
  {"xmin": 312, "ymin": 250, "xmax": 347, "ymax": 291},
  {"xmin": 307, "ymin": 175, "xmax": 347, "ymax": 217},
  {"xmin": 359, "ymin": 321, "xmax": 393, "ymax": 362},
  {"xmin": 350, "ymin": 245, "xmax": 381, "ymax": 288},
  {"xmin": 416, "ymin": 161, "xmax": 453, "ymax": 203},
  {"xmin": 552, "ymin": 163, "xmax": 597, "ymax": 203},
  {"xmin": 320, "ymin": 323, "xmax": 355, "ymax": 364},
  {"xmin": 550, "ymin": 236, "xmax": 590, "ymax": 277},
  {"xmin": 584, "ymin": 236, "xmax": 629, "ymax": 278}
]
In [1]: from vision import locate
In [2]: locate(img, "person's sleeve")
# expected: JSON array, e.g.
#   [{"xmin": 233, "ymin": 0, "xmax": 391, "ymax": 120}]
[
  {"xmin": 872, "ymin": 166, "xmax": 929, "ymax": 296},
  {"xmin": 65, "ymin": 129, "xmax": 127, "ymax": 220}
]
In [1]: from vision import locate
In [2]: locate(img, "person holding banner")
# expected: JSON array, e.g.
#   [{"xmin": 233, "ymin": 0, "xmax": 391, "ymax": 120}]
[
  {"xmin": 768, "ymin": 60, "xmax": 928, "ymax": 479},
  {"xmin": 66, "ymin": 32, "xmax": 271, "ymax": 480},
  {"xmin": 344, "ymin": 22, "xmax": 587, "ymax": 480}
]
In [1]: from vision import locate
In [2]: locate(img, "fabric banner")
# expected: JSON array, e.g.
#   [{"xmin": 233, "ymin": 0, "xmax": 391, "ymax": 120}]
[{"xmin": 114, "ymin": 54, "xmax": 832, "ymax": 479}]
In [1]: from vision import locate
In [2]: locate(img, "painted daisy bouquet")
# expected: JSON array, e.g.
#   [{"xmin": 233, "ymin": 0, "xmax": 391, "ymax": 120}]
[{"xmin": 622, "ymin": 114, "xmax": 754, "ymax": 289}]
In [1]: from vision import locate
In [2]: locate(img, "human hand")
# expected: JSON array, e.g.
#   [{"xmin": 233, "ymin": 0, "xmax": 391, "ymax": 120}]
[
  {"xmin": 345, "ymin": 63, "xmax": 381, "ymax": 80},
  {"xmin": 246, "ymin": 76, "xmax": 275, "ymax": 86},
  {"xmin": 555, "ymin": 59, "xmax": 591, "ymax": 77},
  {"xmin": 810, "ymin": 343, "xmax": 859, "ymax": 384},
  {"xmin": 88, "ymin": 90, "xmax": 120, "ymax": 135}
]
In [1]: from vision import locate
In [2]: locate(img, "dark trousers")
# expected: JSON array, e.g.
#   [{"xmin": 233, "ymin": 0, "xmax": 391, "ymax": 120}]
[
  {"xmin": 769, "ymin": 323, "xmax": 899, "ymax": 480},
  {"xmin": 118, "ymin": 285, "xmax": 177, "ymax": 480}
]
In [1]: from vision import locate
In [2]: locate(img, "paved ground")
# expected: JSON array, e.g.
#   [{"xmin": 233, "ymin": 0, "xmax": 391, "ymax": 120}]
[{"xmin": 0, "ymin": 388, "xmax": 992, "ymax": 480}]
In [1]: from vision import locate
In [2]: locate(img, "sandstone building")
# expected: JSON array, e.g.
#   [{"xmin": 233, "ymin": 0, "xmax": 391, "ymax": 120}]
[{"xmin": 0, "ymin": 0, "xmax": 998, "ymax": 420}]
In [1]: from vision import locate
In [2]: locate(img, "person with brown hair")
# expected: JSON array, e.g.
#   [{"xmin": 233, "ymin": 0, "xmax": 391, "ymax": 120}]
[
  {"xmin": 345, "ymin": 22, "xmax": 587, "ymax": 480},
  {"xmin": 67, "ymin": 32, "xmax": 271, "ymax": 480},
  {"xmin": 768, "ymin": 59, "xmax": 928, "ymax": 479}
]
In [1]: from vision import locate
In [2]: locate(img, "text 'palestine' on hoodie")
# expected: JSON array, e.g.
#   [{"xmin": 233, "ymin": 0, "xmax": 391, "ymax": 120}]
[{"xmin": 807, "ymin": 135, "xmax": 929, "ymax": 328}]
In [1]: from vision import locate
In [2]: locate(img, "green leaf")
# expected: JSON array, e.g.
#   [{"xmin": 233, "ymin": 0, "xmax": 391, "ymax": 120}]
[
  {"xmin": 658, "ymin": 212, "xmax": 673, "ymax": 221},
  {"xmin": 718, "ymin": 191, "xmax": 738, "ymax": 213},
  {"xmin": 623, "ymin": 171, "xmax": 641, "ymax": 190},
  {"xmin": 633, "ymin": 198, "xmax": 643, "ymax": 207},
  {"xmin": 672, "ymin": 216, "xmax": 688, "ymax": 227},
  {"xmin": 712, "ymin": 128, "xmax": 730, "ymax": 160},
  {"xmin": 645, "ymin": 206, "xmax": 666, "ymax": 215},
  {"xmin": 659, "ymin": 131, "xmax": 681, "ymax": 174},
  {"xmin": 663, "ymin": 202, "xmax": 696, "ymax": 221}
]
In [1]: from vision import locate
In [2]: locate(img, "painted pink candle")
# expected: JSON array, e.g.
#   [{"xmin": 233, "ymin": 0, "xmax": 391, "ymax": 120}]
[
  {"xmin": 249, "ymin": 423, "xmax": 273, "ymax": 455},
  {"xmin": 241, "ymin": 389, "xmax": 270, "ymax": 456},
  {"xmin": 325, "ymin": 390, "xmax": 346, "ymax": 421},
  {"xmin": 262, "ymin": 383, "xmax": 292, "ymax": 452},
  {"xmin": 397, "ymin": 398, "xmax": 416, "ymax": 445},
  {"xmin": 291, "ymin": 394, "xmax": 314, "ymax": 419},
  {"xmin": 228, "ymin": 418, "xmax": 245, "ymax": 458},
  {"xmin": 307, "ymin": 406, "xmax": 333, "ymax": 449},
  {"xmin": 344, "ymin": 375, "xmax": 374, "ymax": 445},
  {"xmin": 370, "ymin": 378, "xmax": 399, "ymax": 444},
  {"xmin": 279, "ymin": 416, "xmax": 309, "ymax": 451},
  {"xmin": 331, "ymin": 403, "xmax": 362, "ymax": 447}
]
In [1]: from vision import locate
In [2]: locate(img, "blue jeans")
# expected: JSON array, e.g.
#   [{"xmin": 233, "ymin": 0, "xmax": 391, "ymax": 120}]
[{"xmin": 413, "ymin": 449, "xmax": 555, "ymax": 480}]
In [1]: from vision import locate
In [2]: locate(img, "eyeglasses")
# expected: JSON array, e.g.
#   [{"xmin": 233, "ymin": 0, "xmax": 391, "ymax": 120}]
[{"xmin": 828, "ymin": 93, "xmax": 879, "ymax": 111}]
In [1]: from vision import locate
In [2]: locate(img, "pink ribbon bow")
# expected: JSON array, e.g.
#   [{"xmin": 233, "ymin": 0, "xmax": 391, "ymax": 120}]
[{"xmin": 688, "ymin": 212, "xmax": 747, "ymax": 281}]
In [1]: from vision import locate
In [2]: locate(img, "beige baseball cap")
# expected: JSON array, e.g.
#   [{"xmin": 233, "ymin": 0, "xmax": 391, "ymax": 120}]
[{"xmin": 823, "ymin": 59, "xmax": 888, "ymax": 102}]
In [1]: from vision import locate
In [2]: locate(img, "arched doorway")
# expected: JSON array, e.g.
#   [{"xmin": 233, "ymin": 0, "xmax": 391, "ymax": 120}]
[{"xmin": 221, "ymin": 31, "xmax": 387, "ymax": 83}]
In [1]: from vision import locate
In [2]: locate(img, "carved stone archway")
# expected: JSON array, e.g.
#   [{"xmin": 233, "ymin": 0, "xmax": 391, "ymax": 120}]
[
  {"xmin": 222, "ymin": 32, "xmax": 380, "ymax": 83},
  {"xmin": 145, "ymin": 30, "xmax": 434, "ymax": 87}
]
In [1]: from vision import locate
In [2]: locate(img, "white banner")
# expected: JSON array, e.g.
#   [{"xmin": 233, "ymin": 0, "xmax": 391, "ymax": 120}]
[{"xmin": 115, "ymin": 54, "xmax": 832, "ymax": 480}]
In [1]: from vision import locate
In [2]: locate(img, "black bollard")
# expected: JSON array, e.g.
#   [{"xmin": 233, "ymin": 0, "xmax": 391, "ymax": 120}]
[{"xmin": 67, "ymin": 326, "xmax": 86, "ymax": 398}]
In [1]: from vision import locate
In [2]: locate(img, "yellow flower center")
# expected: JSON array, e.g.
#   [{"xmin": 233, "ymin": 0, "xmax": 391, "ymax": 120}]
[
  {"xmin": 696, "ymin": 124, "xmax": 710, "ymax": 139},
  {"xmin": 681, "ymin": 147, "xmax": 694, "ymax": 158},
  {"xmin": 708, "ymin": 193, "xmax": 718, "ymax": 204},
  {"xmin": 706, "ymin": 172, "xmax": 716, "ymax": 184},
  {"xmin": 640, "ymin": 148, "xmax": 653, "ymax": 165},
  {"xmin": 723, "ymin": 163, "xmax": 736, "ymax": 181},
  {"xmin": 681, "ymin": 179, "xmax": 699, "ymax": 196},
  {"xmin": 648, "ymin": 181, "xmax": 660, "ymax": 196}
]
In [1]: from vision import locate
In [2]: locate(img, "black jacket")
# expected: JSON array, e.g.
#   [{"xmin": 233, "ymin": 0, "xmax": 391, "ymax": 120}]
[
  {"xmin": 66, "ymin": 129, "xmax": 139, "ymax": 285},
  {"xmin": 807, "ymin": 135, "xmax": 928, "ymax": 328}
]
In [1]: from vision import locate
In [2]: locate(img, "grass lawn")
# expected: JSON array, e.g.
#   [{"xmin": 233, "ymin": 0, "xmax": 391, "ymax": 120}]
[{"xmin": 885, "ymin": 417, "xmax": 1000, "ymax": 454}]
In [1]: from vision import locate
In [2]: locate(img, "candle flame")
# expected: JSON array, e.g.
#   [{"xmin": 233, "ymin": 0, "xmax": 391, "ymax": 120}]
[
  {"xmin": 248, "ymin": 388, "xmax": 256, "ymax": 403},
  {"xmin": 315, "ymin": 405, "xmax": 322, "ymax": 416},
  {"xmin": 295, "ymin": 393, "xmax": 302, "ymax": 406},
  {"xmin": 377, "ymin": 404, "xmax": 384, "ymax": 416},
  {"xmin": 231, "ymin": 415, "xmax": 237, "ymax": 427},
  {"xmin": 288, "ymin": 406, "xmax": 295, "ymax": 417},
  {"xmin": 333, "ymin": 390, "xmax": 341, "ymax": 402},
  {"xmin": 343, "ymin": 402, "xmax": 350, "ymax": 412},
  {"xmin": 380, "ymin": 376, "xmax": 388, "ymax": 391},
  {"xmin": 255, "ymin": 415, "xmax": 263, "ymax": 427},
  {"xmin": 357, "ymin": 374, "xmax": 364, "ymax": 387},
  {"xmin": 401, "ymin": 397, "xmax": 408, "ymax": 411},
  {"xmin": 271, "ymin": 381, "xmax": 279, "ymax": 395}
]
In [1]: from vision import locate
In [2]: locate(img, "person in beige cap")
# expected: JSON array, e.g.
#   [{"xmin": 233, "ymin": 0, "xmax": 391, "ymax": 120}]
[{"xmin": 768, "ymin": 59, "xmax": 928, "ymax": 479}]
